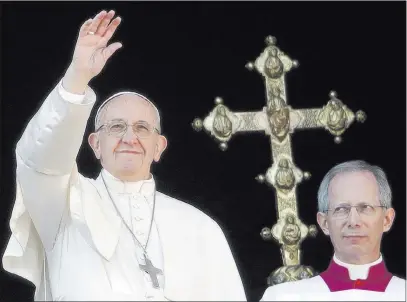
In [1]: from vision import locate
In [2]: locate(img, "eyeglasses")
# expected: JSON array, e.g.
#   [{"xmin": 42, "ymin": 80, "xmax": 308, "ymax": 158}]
[
  {"xmin": 96, "ymin": 119, "xmax": 160, "ymax": 138},
  {"xmin": 325, "ymin": 204, "xmax": 386, "ymax": 220}
]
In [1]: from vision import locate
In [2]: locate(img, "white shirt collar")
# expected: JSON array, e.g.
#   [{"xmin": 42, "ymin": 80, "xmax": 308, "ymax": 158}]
[
  {"xmin": 333, "ymin": 253, "xmax": 383, "ymax": 280},
  {"xmin": 101, "ymin": 168, "xmax": 156, "ymax": 197}
]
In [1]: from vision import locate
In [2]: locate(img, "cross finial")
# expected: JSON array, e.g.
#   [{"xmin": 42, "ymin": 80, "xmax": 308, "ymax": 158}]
[{"xmin": 192, "ymin": 35, "xmax": 366, "ymax": 283}]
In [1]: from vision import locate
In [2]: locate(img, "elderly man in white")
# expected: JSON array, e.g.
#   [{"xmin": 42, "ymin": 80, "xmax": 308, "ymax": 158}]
[
  {"xmin": 2, "ymin": 10, "xmax": 247, "ymax": 301},
  {"xmin": 261, "ymin": 160, "xmax": 405, "ymax": 301}
]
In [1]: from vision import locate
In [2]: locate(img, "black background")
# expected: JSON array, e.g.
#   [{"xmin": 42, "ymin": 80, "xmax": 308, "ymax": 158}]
[{"xmin": 0, "ymin": 2, "xmax": 405, "ymax": 302}]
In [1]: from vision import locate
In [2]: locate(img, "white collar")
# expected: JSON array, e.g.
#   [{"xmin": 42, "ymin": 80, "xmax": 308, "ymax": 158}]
[
  {"xmin": 101, "ymin": 169, "xmax": 155, "ymax": 197},
  {"xmin": 333, "ymin": 253, "xmax": 383, "ymax": 280},
  {"xmin": 82, "ymin": 169, "xmax": 156, "ymax": 261}
]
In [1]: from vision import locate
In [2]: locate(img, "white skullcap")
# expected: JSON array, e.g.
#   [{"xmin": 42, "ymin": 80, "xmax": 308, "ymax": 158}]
[{"xmin": 94, "ymin": 91, "xmax": 161, "ymax": 132}]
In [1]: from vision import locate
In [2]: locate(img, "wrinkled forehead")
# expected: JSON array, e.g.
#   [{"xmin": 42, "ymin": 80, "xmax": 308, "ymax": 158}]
[
  {"xmin": 95, "ymin": 92, "xmax": 160, "ymax": 127},
  {"xmin": 328, "ymin": 171, "xmax": 380, "ymax": 206}
]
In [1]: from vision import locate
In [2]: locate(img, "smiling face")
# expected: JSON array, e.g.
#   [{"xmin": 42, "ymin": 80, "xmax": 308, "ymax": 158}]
[
  {"xmin": 317, "ymin": 171, "xmax": 396, "ymax": 264},
  {"xmin": 88, "ymin": 94, "xmax": 167, "ymax": 181}
]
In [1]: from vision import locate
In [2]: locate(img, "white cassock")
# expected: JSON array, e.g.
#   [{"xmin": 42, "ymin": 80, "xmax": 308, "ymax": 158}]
[
  {"xmin": 261, "ymin": 254, "xmax": 405, "ymax": 301},
  {"xmin": 2, "ymin": 80, "xmax": 247, "ymax": 301}
]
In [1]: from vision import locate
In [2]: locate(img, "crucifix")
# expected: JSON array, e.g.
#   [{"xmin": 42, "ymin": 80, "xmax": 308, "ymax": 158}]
[
  {"xmin": 139, "ymin": 254, "xmax": 163, "ymax": 289},
  {"xmin": 192, "ymin": 36, "xmax": 366, "ymax": 285}
]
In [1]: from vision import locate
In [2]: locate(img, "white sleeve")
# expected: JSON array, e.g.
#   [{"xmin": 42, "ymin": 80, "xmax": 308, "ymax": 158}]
[
  {"xmin": 58, "ymin": 80, "xmax": 94, "ymax": 105},
  {"xmin": 2, "ymin": 80, "xmax": 97, "ymax": 298},
  {"xmin": 14, "ymin": 82, "xmax": 96, "ymax": 251}
]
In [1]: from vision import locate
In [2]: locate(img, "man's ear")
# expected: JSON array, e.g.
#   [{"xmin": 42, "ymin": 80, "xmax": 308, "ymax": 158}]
[
  {"xmin": 317, "ymin": 212, "xmax": 330, "ymax": 236},
  {"xmin": 383, "ymin": 207, "xmax": 396, "ymax": 233},
  {"xmin": 88, "ymin": 132, "xmax": 101, "ymax": 159},
  {"xmin": 153, "ymin": 135, "xmax": 168, "ymax": 162}
]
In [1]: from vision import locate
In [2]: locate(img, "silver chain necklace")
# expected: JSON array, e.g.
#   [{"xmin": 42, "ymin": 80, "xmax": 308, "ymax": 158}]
[{"xmin": 101, "ymin": 174, "xmax": 163, "ymax": 289}]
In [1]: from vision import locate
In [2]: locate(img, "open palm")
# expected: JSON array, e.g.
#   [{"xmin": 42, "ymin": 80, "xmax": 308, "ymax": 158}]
[{"xmin": 71, "ymin": 10, "xmax": 122, "ymax": 80}]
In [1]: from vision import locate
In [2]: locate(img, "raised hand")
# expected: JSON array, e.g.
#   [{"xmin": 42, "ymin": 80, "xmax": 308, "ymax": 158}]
[{"xmin": 63, "ymin": 10, "xmax": 122, "ymax": 94}]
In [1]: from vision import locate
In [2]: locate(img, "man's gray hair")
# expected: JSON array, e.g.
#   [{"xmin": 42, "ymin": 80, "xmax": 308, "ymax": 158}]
[
  {"xmin": 94, "ymin": 91, "xmax": 162, "ymax": 133},
  {"xmin": 317, "ymin": 160, "xmax": 392, "ymax": 212}
]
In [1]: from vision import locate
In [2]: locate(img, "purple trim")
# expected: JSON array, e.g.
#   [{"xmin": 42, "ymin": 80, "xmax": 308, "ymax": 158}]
[{"xmin": 320, "ymin": 260, "xmax": 393, "ymax": 292}]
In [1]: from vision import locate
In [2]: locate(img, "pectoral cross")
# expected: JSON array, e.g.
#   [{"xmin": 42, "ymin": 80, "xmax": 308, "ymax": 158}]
[
  {"xmin": 139, "ymin": 254, "xmax": 163, "ymax": 289},
  {"xmin": 192, "ymin": 36, "xmax": 366, "ymax": 285}
]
